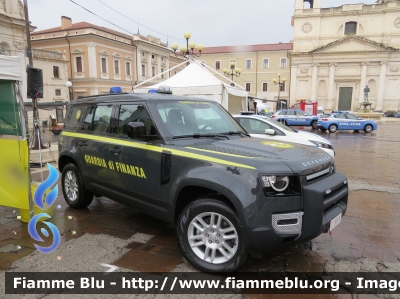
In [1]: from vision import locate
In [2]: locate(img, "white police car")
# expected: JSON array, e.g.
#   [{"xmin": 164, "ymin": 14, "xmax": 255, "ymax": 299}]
[
  {"xmin": 317, "ymin": 112, "xmax": 378, "ymax": 133},
  {"xmin": 233, "ymin": 113, "xmax": 335, "ymax": 158}
]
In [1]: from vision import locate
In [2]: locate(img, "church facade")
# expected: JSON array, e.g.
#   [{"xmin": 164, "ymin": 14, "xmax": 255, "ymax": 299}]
[{"xmin": 290, "ymin": 0, "xmax": 400, "ymax": 112}]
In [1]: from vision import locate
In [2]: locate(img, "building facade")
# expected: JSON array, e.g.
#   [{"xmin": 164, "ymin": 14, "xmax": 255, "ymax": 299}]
[
  {"xmin": 31, "ymin": 48, "xmax": 69, "ymax": 126},
  {"xmin": 31, "ymin": 17, "xmax": 183, "ymax": 99},
  {"xmin": 200, "ymin": 44, "xmax": 292, "ymax": 110},
  {"xmin": 290, "ymin": 0, "xmax": 400, "ymax": 112},
  {"xmin": 0, "ymin": 0, "xmax": 28, "ymax": 102}
]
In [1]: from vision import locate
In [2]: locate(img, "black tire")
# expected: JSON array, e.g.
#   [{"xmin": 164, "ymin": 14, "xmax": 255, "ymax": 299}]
[
  {"xmin": 319, "ymin": 128, "xmax": 327, "ymax": 132},
  {"xmin": 311, "ymin": 120, "xmax": 318, "ymax": 130},
  {"xmin": 176, "ymin": 198, "xmax": 248, "ymax": 272},
  {"xmin": 364, "ymin": 124, "xmax": 373, "ymax": 133},
  {"xmin": 61, "ymin": 163, "xmax": 94, "ymax": 209},
  {"xmin": 328, "ymin": 124, "xmax": 338, "ymax": 133},
  {"xmin": 354, "ymin": 130, "xmax": 359, "ymax": 133}
]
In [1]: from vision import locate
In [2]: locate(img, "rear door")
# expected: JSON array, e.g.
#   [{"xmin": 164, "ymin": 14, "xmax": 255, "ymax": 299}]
[
  {"xmin": 104, "ymin": 102, "xmax": 164, "ymax": 217},
  {"xmin": 294, "ymin": 110, "xmax": 309, "ymax": 126},
  {"xmin": 79, "ymin": 104, "xmax": 113, "ymax": 193},
  {"xmin": 284, "ymin": 110, "xmax": 296, "ymax": 125},
  {"xmin": 332, "ymin": 113, "xmax": 347, "ymax": 130}
]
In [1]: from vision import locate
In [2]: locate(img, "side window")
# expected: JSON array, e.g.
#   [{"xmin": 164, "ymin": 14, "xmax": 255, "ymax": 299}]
[
  {"xmin": 65, "ymin": 105, "xmax": 84, "ymax": 129},
  {"xmin": 117, "ymin": 104, "xmax": 157, "ymax": 137},
  {"xmin": 239, "ymin": 118, "xmax": 272, "ymax": 134},
  {"xmin": 296, "ymin": 110, "xmax": 305, "ymax": 116},
  {"xmin": 345, "ymin": 114, "xmax": 358, "ymax": 120},
  {"xmin": 334, "ymin": 114, "xmax": 345, "ymax": 119},
  {"xmin": 286, "ymin": 110, "xmax": 295, "ymax": 116},
  {"xmin": 92, "ymin": 105, "xmax": 113, "ymax": 133},
  {"xmin": 82, "ymin": 106, "xmax": 95, "ymax": 131}
]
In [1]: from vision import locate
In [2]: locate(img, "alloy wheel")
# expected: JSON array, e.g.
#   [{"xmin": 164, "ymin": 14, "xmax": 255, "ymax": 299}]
[
  {"xmin": 187, "ymin": 212, "xmax": 239, "ymax": 264},
  {"xmin": 64, "ymin": 170, "xmax": 78, "ymax": 201}
]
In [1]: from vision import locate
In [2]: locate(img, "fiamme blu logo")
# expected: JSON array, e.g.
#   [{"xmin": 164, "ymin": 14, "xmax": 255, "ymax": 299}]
[{"xmin": 27, "ymin": 164, "xmax": 61, "ymax": 253}]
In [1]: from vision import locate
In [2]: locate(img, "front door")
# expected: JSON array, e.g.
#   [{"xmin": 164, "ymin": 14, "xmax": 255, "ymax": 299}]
[{"xmin": 338, "ymin": 87, "xmax": 353, "ymax": 111}]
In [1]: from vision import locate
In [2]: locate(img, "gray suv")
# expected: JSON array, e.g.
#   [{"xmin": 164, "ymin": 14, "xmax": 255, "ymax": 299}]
[{"xmin": 58, "ymin": 91, "xmax": 348, "ymax": 272}]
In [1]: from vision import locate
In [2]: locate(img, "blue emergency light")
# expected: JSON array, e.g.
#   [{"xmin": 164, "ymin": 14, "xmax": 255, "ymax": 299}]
[
  {"xmin": 148, "ymin": 89, "xmax": 158, "ymax": 93},
  {"xmin": 110, "ymin": 86, "xmax": 122, "ymax": 93}
]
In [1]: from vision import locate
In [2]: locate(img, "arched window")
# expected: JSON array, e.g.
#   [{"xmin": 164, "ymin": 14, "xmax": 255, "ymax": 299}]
[
  {"xmin": 345, "ymin": 22, "xmax": 357, "ymax": 35},
  {"xmin": 304, "ymin": 0, "xmax": 313, "ymax": 8}
]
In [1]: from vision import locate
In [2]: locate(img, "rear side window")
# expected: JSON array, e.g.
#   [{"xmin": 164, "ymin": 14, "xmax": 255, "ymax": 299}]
[
  {"xmin": 286, "ymin": 110, "xmax": 295, "ymax": 116},
  {"xmin": 296, "ymin": 110, "xmax": 305, "ymax": 116},
  {"xmin": 65, "ymin": 105, "xmax": 84, "ymax": 129}
]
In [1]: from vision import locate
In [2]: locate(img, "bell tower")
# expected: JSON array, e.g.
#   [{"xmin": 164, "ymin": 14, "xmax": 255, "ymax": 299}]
[{"xmin": 295, "ymin": 0, "xmax": 321, "ymax": 10}]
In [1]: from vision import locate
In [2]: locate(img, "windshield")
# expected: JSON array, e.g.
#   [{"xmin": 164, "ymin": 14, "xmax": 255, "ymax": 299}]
[
  {"xmin": 265, "ymin": 118, "xmax": 296, "ymax": 133},
  {"xmin": 156, "ymin": 100, "xmax": 245, "ymax": 137}
]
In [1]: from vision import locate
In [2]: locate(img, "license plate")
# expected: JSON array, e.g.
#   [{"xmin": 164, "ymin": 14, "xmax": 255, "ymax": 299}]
[{"xmin": 329, "ymin": 213, "xmax": 342, "ymax": 231}]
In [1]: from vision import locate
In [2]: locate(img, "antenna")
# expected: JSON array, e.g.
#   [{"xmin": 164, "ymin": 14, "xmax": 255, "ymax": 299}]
[{"xmin": 137, "ymin": 18, "xmax": 140, "ymax": 35}]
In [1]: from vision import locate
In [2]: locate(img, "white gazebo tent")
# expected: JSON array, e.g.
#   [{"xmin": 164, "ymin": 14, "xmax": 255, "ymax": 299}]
[{"xmin": 134, "ymin": 59, "xmax": 248, "ymax": 114}]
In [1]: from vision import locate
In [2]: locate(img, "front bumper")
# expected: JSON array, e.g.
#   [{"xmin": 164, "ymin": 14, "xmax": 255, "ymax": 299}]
[{"xmin": 243, "ymin": 172, "xmax": 348, "ymax": 254}]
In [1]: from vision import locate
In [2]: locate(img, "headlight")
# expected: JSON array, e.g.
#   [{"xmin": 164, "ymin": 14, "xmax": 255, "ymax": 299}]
[
  {"xmin": 261, "ymin": 175, "xmax": 289, "ymax": 192},
  {"xmin": 260, "ymin": 174, "xmax": 301, "ymax": 197},
  {"xmin": 309, "ymin": 140, "xmax": 333, "ymax": 150}
]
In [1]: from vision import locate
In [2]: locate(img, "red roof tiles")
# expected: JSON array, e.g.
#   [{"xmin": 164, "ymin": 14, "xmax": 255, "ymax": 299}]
[{"xmin": 32, "ymin": 22, "xmax": 133, "ymax": 40}]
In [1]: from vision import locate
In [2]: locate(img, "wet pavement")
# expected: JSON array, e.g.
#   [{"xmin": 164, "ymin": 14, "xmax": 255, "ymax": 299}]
[{"xmin": 0, "ymin": 119, "xmax": 399, "ymax": 298}]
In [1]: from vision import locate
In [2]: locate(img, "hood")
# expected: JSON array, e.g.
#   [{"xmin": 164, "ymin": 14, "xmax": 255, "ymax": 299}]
[
  {"xmin": 296, "ymin": 130, "xmax": 332, "ymax": 145},
  {"xmin": 170, "ymin": 137, "xmax": 334, "ymax": 175}
]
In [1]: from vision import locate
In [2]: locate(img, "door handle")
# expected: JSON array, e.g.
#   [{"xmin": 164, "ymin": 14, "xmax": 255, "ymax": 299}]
[
  {"xmin": 78, "ymin": 141, "xmax": 88, "ymax": 146},
  {"xmin": 109, "ymin": 148, "xmax": 121, "ymax": 154}
]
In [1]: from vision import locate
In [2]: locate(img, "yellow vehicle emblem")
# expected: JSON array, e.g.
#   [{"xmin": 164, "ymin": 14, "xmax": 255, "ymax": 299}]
[{"xmin": 261, "ymin": 141, "xmax": 295, "ymax": 149}]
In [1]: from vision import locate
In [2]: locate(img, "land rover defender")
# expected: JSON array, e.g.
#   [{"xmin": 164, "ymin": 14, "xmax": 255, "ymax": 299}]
[{"xmin": 58, "ymin": 91, "xmax": 348, "ymax": 272}]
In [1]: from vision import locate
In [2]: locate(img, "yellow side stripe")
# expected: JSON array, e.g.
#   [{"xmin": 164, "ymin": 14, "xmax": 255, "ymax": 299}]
[{"xmin": 61, "ymin": 131, "xmax": 256, "ymax": 170}]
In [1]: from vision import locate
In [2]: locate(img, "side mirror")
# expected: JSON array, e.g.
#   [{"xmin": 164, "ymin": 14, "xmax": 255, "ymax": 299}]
[
  {"xmin": 127, "ymin": 122, "xmax": 145, "ymax": 139},
  {"xmin": 357, "ymin": 117, "xmax": 362, "ymax": 120},
  {"xmin": 265, "ymin": 129, "xmax": 275, "ymax": 135}
]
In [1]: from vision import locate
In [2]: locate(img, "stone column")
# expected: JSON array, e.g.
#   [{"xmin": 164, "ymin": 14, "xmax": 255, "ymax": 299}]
[
  {"xmin": 136, "ymin": 49, "xmax": 141, "ymax": 80},
  {"xmin": 358, "ymin": 62, "xmax": 368, "ymax": 105},
  {"xmin": 147, "ymin": 54, "xmax": 152, "ymax": 79},
  {"xmin": 290, "ymin": 65, "xmax": 298, "ymax": 105},
  {"xmin": 375, "ymin": 61, "xmax": 387, "ymax": 112},
  {"xmin": 327, "ymin": 63, "xmax": 336, "ymax": 110},
  {"xmin": 87, "ymin": 44, "xmax": 97, "ymax": 78},
  {"xmin": 310, "ymin": 64, "xmax": 318, "ymax": 101}
]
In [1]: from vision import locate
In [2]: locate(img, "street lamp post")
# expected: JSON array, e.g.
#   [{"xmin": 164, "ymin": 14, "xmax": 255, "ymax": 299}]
[
  {"xmin": 66, "ymin": 80, "xmax": 72, "ymax": 100},
  {"xmin": 273, "ymin": 73, "xmax": 287, "ymax": 111},
  {"xmin": 171, "ymin": 32, "xmax": 204, "ymax": 59},
  {"xmin": 223, "ymin": 61, "xmax": 241, "ymax": 87}
]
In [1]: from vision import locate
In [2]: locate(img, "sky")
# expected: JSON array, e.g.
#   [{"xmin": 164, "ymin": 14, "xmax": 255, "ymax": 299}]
[{"xmin": 28, "ymin": 0, "xmax": 377, "ymax": 47}]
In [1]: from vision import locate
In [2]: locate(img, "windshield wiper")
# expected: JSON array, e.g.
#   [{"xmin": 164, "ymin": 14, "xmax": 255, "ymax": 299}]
[
  {"xmin": 221, "ymin": 131, "xmax": 250, "ymax": 137},
  {"xmin": 173, "ymin": 133, "xmax": 229, "ymax": 140}
]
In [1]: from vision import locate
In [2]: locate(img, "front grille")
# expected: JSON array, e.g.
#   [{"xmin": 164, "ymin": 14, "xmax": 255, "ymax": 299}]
[
  {"xmin": 191, "ymin": 145, "xmax": 263, "ymax": 157},
  {"xmin": 306, "ymin": 166, "xmax": 334, "ymax": 183},
  {"xmin": 323, "ymin": 185, "xmax": 348, "ymax": 213}
]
